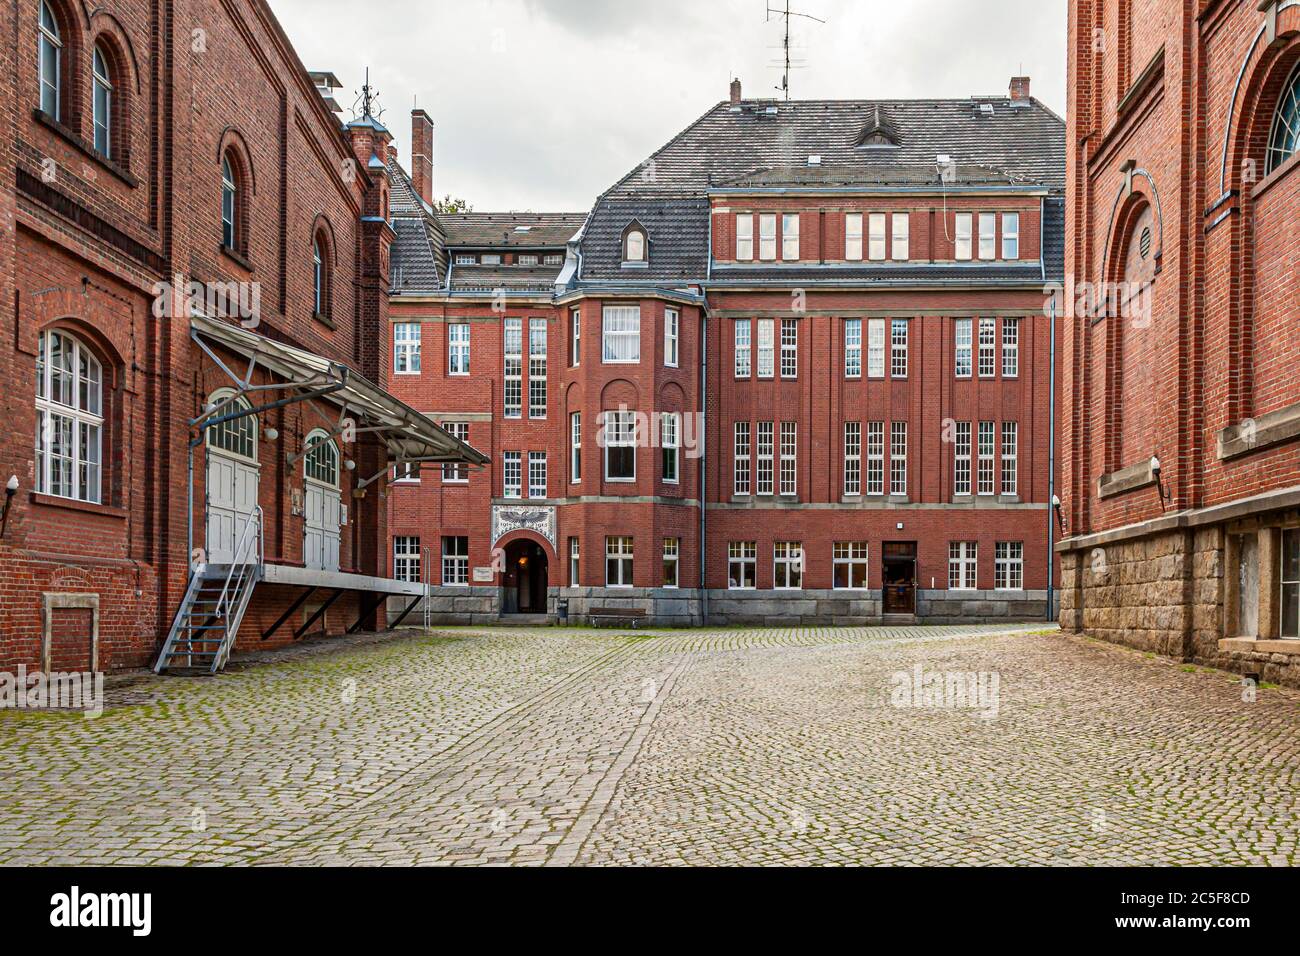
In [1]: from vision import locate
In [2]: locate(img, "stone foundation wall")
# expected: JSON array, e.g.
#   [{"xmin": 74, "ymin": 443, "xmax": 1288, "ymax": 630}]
[{"xmin": 917, "ymin": 589, "xmax": 1053, "ymax": 623}]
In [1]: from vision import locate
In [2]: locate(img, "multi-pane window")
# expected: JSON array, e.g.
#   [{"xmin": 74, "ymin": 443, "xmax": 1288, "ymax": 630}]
[
  {"xmin": 448, "ymin": 323, "xmax": 470, "ymax": 375},
  {"xmin": 503, "ymin": 451, "xmax": 522, "ymax": 498},
  {"xmin": 736, "ymin": 214, "xmax": 754, "ymax": 260},
  {"xmin": 92, "ymin": 46, "xmax": 112, "ymax": 157},
  {"xmin": 845, "ymin": 212, "xmax": 863, "ymax": 260},
  {"xmin": 892, "ymin": 212, "xmax": 910, "ymax": 260},
  {"xmin": 393, "ymin": 537, "xmax": 420, "ymax": 583},
  {"xmin": 528, "ymin": 318, "xmax": 547, "ymax": 418},
  {"xmin": 756, "ymin": 319, "xmax": 775, "ymax": 378},
  {"xmin": 954, "ymin": 421, "xmax": 972, "ymax": 496},
  {"xmin": 518, "ymin": 254, "xmax": 539, "ymax": 266},
  {"xmin": 205, "ymin": 395, "xmax": 255, "ymax": 461},
  {"xmin": 528, "ymin": 452, "xmax": 547, "ymax": 498},
  {"xmin": 603, "ymin": 410, "xmax": 636, "ymax": 481},
  {"xmin": 955, "ymin": 212, "xmax": 973, "ymax": 260},
  {"xmin": 602, "ymin": 306, "xmax": 640, "ymax": 363},
  {"xmin": 780, "ymin": 319, "xmax": 798, "ymax": 378},
  {"xmin": 1282, "ymin": 529, "xmax": 1299, "ymax": 638},
  {"xmin": 868, "ymin": 212, "xmax": 887, "ymax": 261},
  {"xmin": 779, "ymin": 422, "xmax": 797, "ymax": 496},
  {"xmin": 570, "ymin": 308, "xmax": 581, "ymax": 366},
  {"xmin": 661, "ymin": 412, "xmax": 679, "ymax": 484},
  {"xmin": 734, "ymin": 422, "xmax": 751, "ymax": 495},
  {"xmin": 995, "ymin": 542, "xmax": 1024, "ymax": 590},
  {"xmin": 782, "ymin": 213, "xmax": 800, "ymax": 260},
  {"xmin": 890, "ymin": 421, "xmax": 908, "ymax": 496},
  {"xmin": 759, "ymin": 213, "xmax": 777, "ymax": 260},
  {"xmin": 756, "ymin": 421, "xmax": 774, "ymax": 495},
  {"xmin": 845, "ymin": 319, "xmax": 862, "ymax": 377},
  {"xmin": 734, "ymin": 319, "xmax": 751, "ymax": 377},
  {"xmin": 570, "ymin": 412, "xmax": 581, "ymax": 483},
  {"xmin": 890, "ymin": 319, "xmax": 908, "ymax": 377},
  {"xmin": 664, "ymin": 308, "xmax": 679, "ymax": 367},
  {"xmin": 442, "ymin": 536, "xmax": 469, "ymax": 585},
  {"xmin": 1002, "ymin": 212, "xmax": 1020, "ymax": 260},
  {"xmin": 35, "ymin": 330, "xmax": 103, "ymax": 504},
  {"xmin": 949, "ymin": 542, "xmax": 978, "ymax": 590},
  {"xmin": 503, "ymin": 317, "xmax": 522, "ymax": 417},
  {"xmin": 833, "ymin": 542, "xmax": 869, "ymax": 590},
  {"xmin": 978, "ymin": 317, "xmax": 997, "ymax": 377},
  {"xmin": 662, "ymin": 538, "xmax": 680, "ymax": 589},
  {"xmin": 843, "ymin": 421, "xmax": 861, "ymax": 496},
  {"xmin": 955, "ymin": 318, "xmax": 973, "ymax": 377},
  {"xmin": 866, "ymin": 318, "xmax": 886, "ymax": 378},
  {"xmin": 1001, "ymin": 422, "xmax": 1019, "ymax": 495},
  {"xmin": 728, "ymin": 541, "xmax": 757, "ymax": 589},
  {"xmin": 39, "ymin": 1, "xmax": 61, "ymax": 119},
  {"xmin": 222, "ymin": 156, "xmax": 238, "ymax": 251},
  {"xmin": 979, "ymin": 212, "xmax": 997, "ymax": 260},
  {"xmin": 866, "ymin": 421, "xmax": 885, "ymax": 496},
  {"xmin": 1002, "ymin": 318, "xmax": 1020, "ymax": 377},
  {"xmin": 606, "ymin": 536, "xmax": 634, "ymax": 587},
  {"xmin": 442, "ymin": 422, "xmax": 469, "ymax": 482},
  {"xmin": 394, "ymin": 322, "xmax": 421, "ymax": 374},
  {"xmin": 569, "ymin": 537, "xmax": 580, "ymax": 585},
  {"xmin": 773, "ymin": 542, "xmax": 804, "ymax": 589},
  {"xmin": 977, "ymin": 421, "xmax": 995, "ymax": 495}
]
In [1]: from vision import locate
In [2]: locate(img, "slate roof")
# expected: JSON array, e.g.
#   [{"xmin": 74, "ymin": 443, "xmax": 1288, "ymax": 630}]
[
  {"xmin": 441, "ymin": 212, "xmax": 586, "ymax": 249},
  {"xmin": 447, "ymin": 265, "xmax": 566, "ymax": 294},
  {"xmin": 578, "ymin": 96, "xmax": 1065, "ymax": 284}
]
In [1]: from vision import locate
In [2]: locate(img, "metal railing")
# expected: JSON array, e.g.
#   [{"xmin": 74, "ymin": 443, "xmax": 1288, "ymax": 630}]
[{"xmin": 216, "ymin": 506, "xmax": 264, "ymax": 617}]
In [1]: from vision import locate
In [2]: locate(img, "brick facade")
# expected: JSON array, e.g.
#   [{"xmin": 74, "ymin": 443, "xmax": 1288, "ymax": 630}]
[{"xmin": 1061, "ymin": 0, "xmax": 1300, "ymax": 685}]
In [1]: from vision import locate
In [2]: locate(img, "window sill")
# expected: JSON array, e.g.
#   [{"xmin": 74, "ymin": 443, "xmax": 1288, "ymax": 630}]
[
  {"xmin": 1219, "ymin": 638, "xmax": 1300, "ymax": 655},
  {"xmin": 220, "ymin": 245, "xmax": 254, "ymax": 273},
  {"xmin": 312, "ymin": 311, "xmax": 335, "ymax": 330},
  {"xmin": 29, "ymin": 491, "xmax": 126, "ymax": 520},
  {"xmin": 1097, "ymin": 459, "xmax": 1158, "ymax": 499},
  {"xmin": 32, "ymin": 109, "xmax": 138, "ymax": 188}
]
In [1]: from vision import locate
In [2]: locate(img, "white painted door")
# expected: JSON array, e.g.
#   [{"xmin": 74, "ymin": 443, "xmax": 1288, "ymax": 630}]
[
  {"xmin": 304, "ymin": 480, "xmax": 341, "ymax": 573},
  {"xmin": 206, "ymin": 452, "xmax": 259, "ymax": 564}
]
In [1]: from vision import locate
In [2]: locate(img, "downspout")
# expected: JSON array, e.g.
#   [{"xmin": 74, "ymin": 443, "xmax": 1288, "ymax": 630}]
[
  {"xmin": 699, "ymin": 306, "xmax": 708, "ymax": 627},
  {"xmin": 1047, "ymin": 294, "xmax": 1057, "ymax": 623}
]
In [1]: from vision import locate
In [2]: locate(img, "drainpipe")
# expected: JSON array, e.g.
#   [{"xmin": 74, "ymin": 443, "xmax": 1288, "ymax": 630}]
[
  {"xmin": 1047, "ymin": 294, "xmax": 1057, "ymax": 622},
  {"xmin": 699, "ymin": 305, "xmax": 708, "ymax": 627}
]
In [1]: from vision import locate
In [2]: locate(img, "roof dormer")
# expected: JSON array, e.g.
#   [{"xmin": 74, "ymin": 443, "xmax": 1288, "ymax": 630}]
[{"xmin": 856, "ymin": 105, "xmax": 901, "ymax": 149}]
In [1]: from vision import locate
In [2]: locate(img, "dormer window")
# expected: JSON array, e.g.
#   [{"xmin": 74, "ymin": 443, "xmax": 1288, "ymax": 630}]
[
  {"xmin": 856, "ymin": 105, "xmax": 901, "ymax": 149},
  {"xmin": 622, "ymin": 222, "xmax": 647, "ymax": 266}
]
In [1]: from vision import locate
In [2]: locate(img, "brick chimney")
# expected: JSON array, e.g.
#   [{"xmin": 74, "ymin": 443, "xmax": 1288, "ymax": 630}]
[
  {"xmin": 411, "ymin": 109, "xmax": 434, "ymax": 207},
  {"xmin": 730, "ymin": 78, "xmax": 742, "ymax": 106},
  {"xmin": 1009, "ymin": 76, "xmax": 1031, "ymax": 103}
]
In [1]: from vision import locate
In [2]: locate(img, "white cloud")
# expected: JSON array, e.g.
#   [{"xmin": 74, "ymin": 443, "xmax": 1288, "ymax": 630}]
[{"xmin": 272, "ymin": 0, "xmax": 1065, "ymax": 211}]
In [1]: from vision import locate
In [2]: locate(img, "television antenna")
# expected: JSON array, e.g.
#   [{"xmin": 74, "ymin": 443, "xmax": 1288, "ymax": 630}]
[{"xmin": 766, "ymin": 0, "xmax": 825, "ymax": 101}]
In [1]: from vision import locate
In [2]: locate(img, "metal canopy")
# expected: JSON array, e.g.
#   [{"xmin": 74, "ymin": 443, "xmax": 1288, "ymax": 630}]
[{"xmin": 190, "ymin": 313, "xmax": 488, "ymax": 482}]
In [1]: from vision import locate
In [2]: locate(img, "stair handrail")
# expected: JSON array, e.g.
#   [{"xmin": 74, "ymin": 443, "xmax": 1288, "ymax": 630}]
[{"xmin": 217, "ymin": 506, "xmax": 263, "ymax": 617}]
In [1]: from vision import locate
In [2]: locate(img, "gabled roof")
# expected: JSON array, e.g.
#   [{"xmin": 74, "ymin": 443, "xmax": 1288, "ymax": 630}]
[{"xmin": 440, "ymin": 212, "xmax": 586, "ymax": 248}]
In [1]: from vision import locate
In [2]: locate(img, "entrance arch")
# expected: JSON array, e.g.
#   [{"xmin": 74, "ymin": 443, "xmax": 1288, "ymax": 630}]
[
  {"xmin": 303, "ymin": 429, "xmax": 341, "ymax": 572},
  {"xmin": 204, "ymin": 388, "xmax": 260, "ymax": 564},
  {"xmin": 503, "ymin": 538, "xmax": 548, "ymax": 614}
]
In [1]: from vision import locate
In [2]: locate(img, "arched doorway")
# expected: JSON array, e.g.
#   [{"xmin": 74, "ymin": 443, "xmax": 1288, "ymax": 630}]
[
  {"xmin": 303, "ymin": 429, "xmax": 341, "ymax": 572},
  {"xmin": 503, "ymin": 538, "xmax": 548, "ymax": 614},
  {"xmin": 204, "ymin": 389, "xmax": 260, "ymax": 564}
]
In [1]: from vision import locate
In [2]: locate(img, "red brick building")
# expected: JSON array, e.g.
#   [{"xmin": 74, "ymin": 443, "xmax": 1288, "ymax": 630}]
[
  {"xmin": 1061, "ymin": 0, "xmax": 1300, "ymax": 684},
  {"xmin": 0, "ymin": 0, "xmax": 478, "ymax": 674},
  {"xmin": 385, "ymin": 78, "xmax": 1066, "ymax": 625}
]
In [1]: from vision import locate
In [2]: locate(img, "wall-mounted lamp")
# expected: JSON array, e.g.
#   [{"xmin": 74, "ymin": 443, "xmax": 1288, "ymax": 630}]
[
  {"xmin": 1051, "ymin": 493, "xmax": 1067, "ymax": 534},
  {"xmin": 2, "ymin": 475, "xmax": 19, "ymax": 538},
  {"xmin": 344, "ymin": 459, "xmax": 356, "ymax": 472},
  {"xmin": 264, "ymin": 427, "xmax": 279, "ymax": 442},
  {"xmin": 1150, "ymin": 455, "xmax": 1169, "ymax": 510}
]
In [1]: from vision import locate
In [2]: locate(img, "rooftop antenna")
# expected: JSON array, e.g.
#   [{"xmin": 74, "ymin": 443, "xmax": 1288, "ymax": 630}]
[{"xmin": 766, "ymin": 0, "xmax": 825, "ymax": 101}]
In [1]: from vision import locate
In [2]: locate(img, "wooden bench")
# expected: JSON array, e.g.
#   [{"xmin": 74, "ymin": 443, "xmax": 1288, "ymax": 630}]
[{"xmin": 588, "ymin": 606, "xmax": 647, "ymax": 628}]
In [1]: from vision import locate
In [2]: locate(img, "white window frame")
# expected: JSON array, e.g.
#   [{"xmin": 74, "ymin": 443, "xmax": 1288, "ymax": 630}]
[
  {"xmin": 503, "ymin": 317, "xmax": 523, "ymax": 417},
  {"xmin": 39, "ymin": 2, "xmax": 61, "ymax": 120},
  {"xmin": 606, "ymin": 536, "xmax": 635, "ymax": 588},
  {"xmin": 756, "ymin": 421, "xmax": 774, "ymax": 496},
  {"xmin": 756, "ymin": 319, "xmax": 775, "ymax": 378},
  {"xmin": 758, "ymin": 213, "xmax": 777, "ymax": 261},
  {"xmin": 866, "ymin": 421, "xmax": 885, "ymax": 496},
  {"xmin": 890, "ymin": 319, "xmax": 908, "ymax": 378},
  {"xmin": 601, "ymin": 305, "xmax": 641, "ymax": 364},
  {"xmin": 868, "ymin": 212, "xmax": 887, "ymax": 261},
  {"xmin": 570, "ymin": 308, "xmax": 581, "ymax": 366},
  {"xmin": 955, "ymin": 212, "xmax": 973, "ymax": 260},
  {"xmin": 92, "ymin": 45, "xmax": 112, "ymax": 157},
  {"xmin": 603, "ymin": 409, "xmax": 637, "ymax": 482},
  {"xmin": 481, "ymin": 253, "xmax": 502, "ymax": 266},
  {"xmin": 1002, "ymin": 212, "xmax": 1020, "ymax": 260},
  {"xmin": 782, "ymin": 213, "xmax": 800, "ymax": 261},
  {"xmin": 890, "ymin": 421, "xmax": 908, "ymax": 496},
  {"xmin": 954, "ymin": 422, "xmax": 972, "ymax": 497},
  {"xmin": 978, "ymin": 317, "xmax": 997, "ymax": 378},
  {"xmin": 891, "ymin": 212, "xmax": 909, "ymax": 261},
  {"xmin": 734, "ymin": 319, "xmax": 751, "ymax": 378},
  {"xmin": 393, "ymin": 536, "xmax": 421, "ymax": 583},
  {"xmin": 503, "ymin": 451, "xmax": 522, "ymax": 499},
  {"xmin": 570, "ymin": 537, "xmax": 580, "ymax": 585},
  {"xmin": 661, "ymin": 412, "xmax": 680, "ymax": 484},
  {"xmin": 442, "ymin": 536, "xmax": 469, "ymax": 586},
  {"xmin": 733, "ymin": 421, "xmax": 751, "ymax": 496},
  {"xmin": 570, "ymin": 412, "xmax": 581, "ymax": 483},
  {"xmin": 528, "ymin": 451, "xmax": 547, "ymax": 499},
  {"xmin": 664, "ymin": 308, "xmax": 679, "ymax": 368},
  {"xmin": 736, "ymin": 213, "xmax": 754, "ymax": 261},
  {"xmin": 949, "ymin": 541, "xmax": 978, "ymax": 590},
  {"xmin": 833, "ymin": 542, "xmax": 869, "ymax": 590},
  {"xmin": 995, "ymin": 542, "xmax": 1024, "ymax": 591},
  {"xmin": 448, "ymin": 322, "xmax": 470, "ymax": 376},
  {"xmin": 528, "ymin": 317, "xmax": 547, "ymax": 419},
  {"xmin": 979, "ymin": 212, "xmax": 997, "ymax": 260},
  {"xmin": 845, "ymin": 212, "xmax": 864, "ymax": 261},
  {"xmin": 728, "ymin": 541, "xmax": 757, "ymax": 590},
  {"xmin": 441, "ymin": 422, "xmax": 470, "ymax": 483},
  {"xmin": 977, "ymin": 421, "xmax": 996, "ymax": 496},
  {"xmin": 955, "ymin": 318, "xmax": 973, "ymax": 377},
  {"xmin": 845, "ymin": 319, "xmax": 862, "ymax": 378},
  {"xmin": 663, "ymin": 538, "xmax": 680, "ymax": 589},
  {"xmin": 1002, "ymin": 318, "xmax": 1020, "ymax": 378},
  {"xmin": 866, "ymin": 318, "xmax": 886, "ymax": 379},
  {"xmin": 779, "ymin": 421, "xmax": 797, "ymax": 496},
  {"xmin": 843, "ymin": 421, "xmax": 861, "ymax": 497},
  {"xmin": 780, "ymin": 319, "xmax": 798, "ymax": 378},
  {"xmin": 35, "ymin": 329, "xmax": 103, "ymax": 504},
  {"xmin": 393, "ymin": 322, "xmax": 421, "ymax": 375},
  {"xmin": 773, "ymin": 541, "xmax": 804, "ymax": 590},
  {"xmin": 1001, "ymin": 421, "xmax": 1018, "ymax": 496}
]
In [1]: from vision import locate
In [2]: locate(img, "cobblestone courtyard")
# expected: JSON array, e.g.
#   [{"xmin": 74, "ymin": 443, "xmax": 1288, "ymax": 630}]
[{"xmin": 2, "ymin": 623, "xmax": 1298, "ymax": 866}]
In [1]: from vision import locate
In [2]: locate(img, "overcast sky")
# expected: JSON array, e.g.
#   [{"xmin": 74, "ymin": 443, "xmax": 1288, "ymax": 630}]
[{"xmin": 274, "ymin": 0, "xmax": 1066, "ymax": 212}]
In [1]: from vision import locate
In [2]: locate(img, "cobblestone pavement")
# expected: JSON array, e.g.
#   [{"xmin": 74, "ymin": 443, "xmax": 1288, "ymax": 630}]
[{"xmin": 2, "ymin": 623, "xmax": 1298, "ymax": 866}]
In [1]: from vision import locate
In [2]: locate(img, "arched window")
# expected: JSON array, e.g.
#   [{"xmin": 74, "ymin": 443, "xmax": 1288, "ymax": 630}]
[
  {"xmin": 304, "ymin": 431, "xmax": 339, "ymax": 486},
  {"xmin": 623, "ymin": 226, "xmax": 646, "ymax": 263},
  {"xmin": 35, "ymin": 329, "xmax": 104, "ymax": 504},
  {"xmin": 1266, "ymin": 61, "xmax": 1300, "ymax": 175},
  {"xmin": 38, "ymin": 1, "xmax": 61, "ymax": 119},
  {"xmin": 312, "ymin": 231, "xmax": 330, "ymax": 319},
  {"xmin": 221, "ymin": 155, "xmax": 238, "ymax": 251},
  {"xmin": 92, "ymin": 45, "xmax": 112, "ymax": 157},
  {"xmin": 205, "ymin": 391, "xmax": 257, "ymax": 461}
]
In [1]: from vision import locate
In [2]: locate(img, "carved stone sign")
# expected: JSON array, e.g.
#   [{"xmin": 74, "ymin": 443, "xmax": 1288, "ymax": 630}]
[{"xmin": 491, "ymin": 504, "xmax": 557, "ymax": 549}]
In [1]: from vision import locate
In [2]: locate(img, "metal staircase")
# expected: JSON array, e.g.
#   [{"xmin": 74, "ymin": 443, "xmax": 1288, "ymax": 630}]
[{"xmin": 156, "ymin": 508, "xmax": 263, "ymax": 675}]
